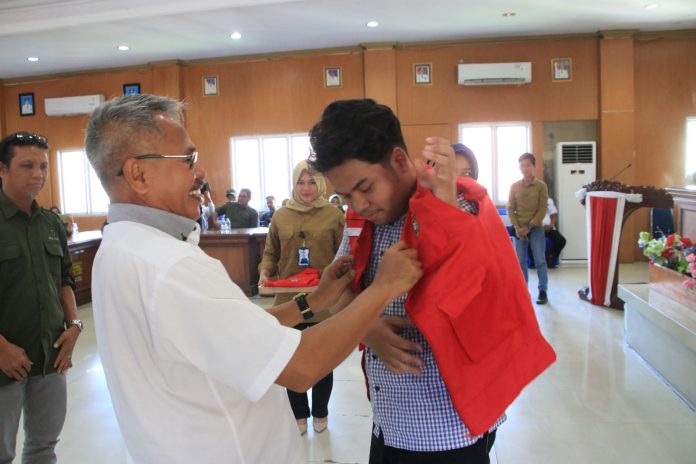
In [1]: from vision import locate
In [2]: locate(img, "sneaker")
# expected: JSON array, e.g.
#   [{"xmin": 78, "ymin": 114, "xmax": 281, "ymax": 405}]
[
  {"xmin": 536, "ymin": 290, "xmax": 548, "ymax": 305},
  {"xmin": 296, "ymin": 419, "xmax": 308, "ymax": 435},
  {"xmin": 313, "ymin": 416, "xmax": 328, "ymax": 433}
]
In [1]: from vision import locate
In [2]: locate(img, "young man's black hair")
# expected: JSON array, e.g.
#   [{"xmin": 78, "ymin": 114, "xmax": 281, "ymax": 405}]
[{"xmin": 309, "ymin": 99, "xmax": 407, "ymax": 173}]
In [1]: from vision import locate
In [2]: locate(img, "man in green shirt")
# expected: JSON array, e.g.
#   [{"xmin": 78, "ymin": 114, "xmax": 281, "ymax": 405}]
[
  {"xmin": 0, "ymin": 132, "xmax": 82, "ymax": 463},
  {"xmin": 216, "ymin": 188, "xmax": 258, "ymax": 228},
  {"xmin": 508, "ymin": 152, "xmax": 549, "ymax": 304}
]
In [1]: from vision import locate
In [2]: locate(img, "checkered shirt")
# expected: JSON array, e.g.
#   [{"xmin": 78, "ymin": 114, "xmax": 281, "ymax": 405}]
[{"xmin": 336, "ymin": 195, "xmax": 505, "ymax": 451}]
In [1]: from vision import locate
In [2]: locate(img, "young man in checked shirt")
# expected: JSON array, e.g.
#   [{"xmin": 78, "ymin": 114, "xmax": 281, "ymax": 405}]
[{"xmin": 308, "ymin": 99, "xmax": 503, "ymax": 463}]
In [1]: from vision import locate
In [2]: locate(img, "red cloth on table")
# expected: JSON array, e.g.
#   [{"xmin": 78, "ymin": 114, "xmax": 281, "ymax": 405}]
[{"xmin": 263, "ymin": 268, "xmax": 320, "ymax": 287}]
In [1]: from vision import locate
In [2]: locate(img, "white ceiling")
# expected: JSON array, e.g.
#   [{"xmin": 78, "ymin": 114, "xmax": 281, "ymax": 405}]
[{"xmin": 0, "ymin": 0, "xmax": 694, "ymax": 80}]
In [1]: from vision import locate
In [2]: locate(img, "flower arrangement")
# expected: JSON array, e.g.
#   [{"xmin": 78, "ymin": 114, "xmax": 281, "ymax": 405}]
[{"xmin": 638, "ymin": 232, "xmax": 696, "ymax": 289}]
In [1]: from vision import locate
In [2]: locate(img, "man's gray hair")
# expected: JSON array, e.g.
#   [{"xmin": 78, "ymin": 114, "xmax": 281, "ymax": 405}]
[{"xmin": 85, "ymin": 94, "xmax": 184, "ymax": 188}]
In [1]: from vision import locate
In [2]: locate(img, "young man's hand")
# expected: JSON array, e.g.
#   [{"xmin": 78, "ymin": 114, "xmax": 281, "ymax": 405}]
[
  {"xmin": 363, "ymin": 316, "xmax": 423, "ymax": 375},
  {"xmin": 414, "ymin": 137, "xmax": 458, "ymax": 207}
]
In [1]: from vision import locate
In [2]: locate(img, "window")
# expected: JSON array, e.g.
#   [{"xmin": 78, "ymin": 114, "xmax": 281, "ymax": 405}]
[
  {"xmin": 58, "ymin": 150, "xmax": 109, "ymax": 214},
  {"xmin": 458, "ymin": 122, "xmax": 531, "ymax": 204},
  {"xmin": 231, "ymin": 133, "xmax": 311, "ymax": 210},
  {"xmin": 687, "ymin": 118, "xmax": 696, "ymax": 177}
]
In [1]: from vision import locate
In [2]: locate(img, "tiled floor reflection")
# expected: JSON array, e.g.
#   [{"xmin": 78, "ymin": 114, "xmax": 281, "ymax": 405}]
[{"xmin": 13, "ymin": 263, "xmax": 696, "ymax": 463}]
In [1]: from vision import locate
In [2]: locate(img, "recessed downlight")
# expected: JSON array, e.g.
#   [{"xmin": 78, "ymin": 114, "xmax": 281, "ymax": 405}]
[
  {"xmin": 502, "ymin": 12, "xmax": 516, "ymax": 17},
  {"xmin": 230, "ymin": 32, "xmax": 242, "ymax": 40},
  {"xmin": 644, "ymin": 3, "xmax": 660, "ymax": 9},
  {"xmin": 366, "ymin": 20, "xmax": 379, "ymax": 28},
  {"xmin": 27, "ymin": 56, "xmax": 39, "ymax": 62},
  {"xmin": 117, "ymin": 45, "xmax": 130, "ymax": 51}
]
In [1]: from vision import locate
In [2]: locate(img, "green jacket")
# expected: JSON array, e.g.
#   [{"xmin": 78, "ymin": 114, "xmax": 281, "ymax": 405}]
[
  {"xmin": 215, "ymin": 202, "xmax": 259, "ymax": 228},
  {"xmin": 0, "ymin": 191, "xmax": 74, "ymax": 386}
]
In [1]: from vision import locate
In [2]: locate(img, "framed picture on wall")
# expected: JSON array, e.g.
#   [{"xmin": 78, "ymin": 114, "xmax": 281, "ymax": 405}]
[
  {"xmin": 551, "ymin": 58, "xmax": 572, "ymax": 82},
  {"xmin": 19, "ymin": 93, "xmax": 35, "ymax": 116},
  {"xmin": 324, "ymin": 67, "xmax": 342, "ymax": 88},
  {"xmin": 203, "ymin": 76, "xmax": 219, "ymax": 96},
  {"xmin": 123, "ymin": 83, "xmax": 140, "ymax": 95},
  {"xmin": 414, "ymin": 63, "xmax": 432, "ymax": 85}
]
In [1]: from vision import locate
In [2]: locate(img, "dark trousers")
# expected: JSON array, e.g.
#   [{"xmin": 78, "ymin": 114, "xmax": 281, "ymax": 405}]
[
  {"xmin": 369, "ymin": 428, "xmax": 496, "ymax": 464},
  {"xmin": 286, "ymin": 322, "xmax": 333, "ymax": 419},
  {"xmin": 546, "ymin": 229, "xmax": 566, "ymax": 261}
]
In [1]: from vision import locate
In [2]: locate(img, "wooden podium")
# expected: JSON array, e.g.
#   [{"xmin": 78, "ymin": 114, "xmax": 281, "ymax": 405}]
[{"xmin": 577, "ymin": 180, "xmax": 673, "ymax": 309}]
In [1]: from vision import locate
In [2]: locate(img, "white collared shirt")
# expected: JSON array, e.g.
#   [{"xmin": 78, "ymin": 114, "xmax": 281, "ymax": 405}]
[{"xmin": 92, "ymin": 215, "xmax": 302, "ymax": 464}]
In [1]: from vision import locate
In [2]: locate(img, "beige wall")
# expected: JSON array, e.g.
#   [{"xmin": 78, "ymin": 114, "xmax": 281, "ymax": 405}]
[{"xmin": 2, "ymin": 32, "xmax": 695, "ymax": 261}]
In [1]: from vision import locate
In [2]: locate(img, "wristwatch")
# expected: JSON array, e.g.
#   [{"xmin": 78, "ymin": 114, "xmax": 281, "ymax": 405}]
[
  {"xmin": 65, "ymin": 319, "xmax": 84, "ymax": 332},
  {"xmin": 292, "ymin": 293, "xmax": 315, "ymax": 320}
]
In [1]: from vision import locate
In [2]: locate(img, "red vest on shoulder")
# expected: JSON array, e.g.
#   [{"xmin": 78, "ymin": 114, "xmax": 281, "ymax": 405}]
[{"xmin": 347, "ymin": 177, "xmax": 556, "ymax": 435}]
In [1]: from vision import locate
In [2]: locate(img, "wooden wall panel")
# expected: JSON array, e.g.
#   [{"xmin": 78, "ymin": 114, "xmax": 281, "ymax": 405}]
[
  {"xmin": 1, "ymin": 69, "xmax": 153, "ymax": 229},
  {"xmin": 402, "ymin": 124, "xmax": 451, "ymax": 162},
  {"xmin": 363, "ymin": 48, "xmax": 397, "ymax": 111},
  {"xmin": 182, "ymin": 53, "xmax": 364, "ymax": 205},
  {"xmin": 395, "ymin": 38, "xmax": 599, "ymax": 128}
]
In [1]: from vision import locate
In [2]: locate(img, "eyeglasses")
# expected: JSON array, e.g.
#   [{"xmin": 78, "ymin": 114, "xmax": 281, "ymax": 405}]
[{"xmin": 116, "ymin": 151, "xmax": 198, "ymax": 176}]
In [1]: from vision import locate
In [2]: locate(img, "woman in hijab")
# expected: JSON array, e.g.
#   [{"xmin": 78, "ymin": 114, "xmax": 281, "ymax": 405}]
[{"xmin": 258, "ymin": 160, "xmax": 345, "ymax": 435}]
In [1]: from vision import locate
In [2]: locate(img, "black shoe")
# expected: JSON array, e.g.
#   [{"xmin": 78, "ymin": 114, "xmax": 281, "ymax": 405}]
[{"xmin": 536, "ymin": 290, "xmax": 548, "ymax": 305}]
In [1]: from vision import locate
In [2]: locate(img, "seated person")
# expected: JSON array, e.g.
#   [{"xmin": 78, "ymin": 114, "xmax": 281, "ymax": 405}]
[
  {"xmin": 527, "ymin": 197, "xmax": 566, "ymax": 268},
  {"xmin": 542, "ymin": 197, "xmax": 566, "ymax": 268}
]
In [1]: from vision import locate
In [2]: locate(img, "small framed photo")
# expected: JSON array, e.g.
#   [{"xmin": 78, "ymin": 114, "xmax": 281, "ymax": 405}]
[
  {"xmin": 551, "ymin": 58, "xmax": 572, "ymax": 82},
  {"xmin": 414, "ymin": 63, "xmax": 432, "ymax": 85},
  {"xmin": 123, "ymin": 83, "xmax": 140, "ymax": 95},
  {"xmin": 19, "ymin": 93, "xmax": 35, "ymax": 116},
  {"xmin": 203, "ymin": 76, "xmax": 219, "ymax": 96},
  {"xmin": 324, "ymin": 67, "xmax": 342, "ymax": 88}
]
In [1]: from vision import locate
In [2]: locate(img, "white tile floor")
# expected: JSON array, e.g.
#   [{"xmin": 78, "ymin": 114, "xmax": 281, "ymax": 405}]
[{"xmin": 13, "ymin": 263, "xmax": 696, "ymax": 463}]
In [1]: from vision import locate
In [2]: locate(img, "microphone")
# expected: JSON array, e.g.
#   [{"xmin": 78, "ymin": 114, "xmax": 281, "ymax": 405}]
[{"xmin": 608, "ymin": 163, "xmax": 632, "ymax": 181}]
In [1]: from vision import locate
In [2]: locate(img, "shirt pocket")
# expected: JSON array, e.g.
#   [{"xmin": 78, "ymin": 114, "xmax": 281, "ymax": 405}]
[
  {"xmin": 0, "ymin": 244, "xmax": 22, "ymax": 283},
  {"xmin": 43, "ymin": 239, "xmax": 64, "ymax": 283},
  {"xmin": 436, "ymin": 278, "xmax": 522, "ymax": 363}
]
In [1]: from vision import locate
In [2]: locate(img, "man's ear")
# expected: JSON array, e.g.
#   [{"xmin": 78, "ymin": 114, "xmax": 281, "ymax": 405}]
[
  {"xmin": 121, "ymin": 158, "xmax": 149, "ymax": 195},
  {"xmin": 389, "ymin": 147, "xmax": 411, "ymax": 174}
]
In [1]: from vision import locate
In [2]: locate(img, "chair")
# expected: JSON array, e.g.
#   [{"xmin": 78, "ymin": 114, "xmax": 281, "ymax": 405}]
[{"xmin": 651, "ymin": 208, "xmax": 674, "ymax": 238}]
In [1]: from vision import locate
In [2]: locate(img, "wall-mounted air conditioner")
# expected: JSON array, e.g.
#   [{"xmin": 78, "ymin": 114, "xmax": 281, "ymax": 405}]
[
  {"xmin": 457, "ymin": 62, "xmax": 532, "ymax": 86},
  {"xmin": 555, "ymin": 141, "xmax": 597, "ymax": 261},
  {"xmin": 45, "ymin": 95, "xmax": 104, "ymax": 116}
]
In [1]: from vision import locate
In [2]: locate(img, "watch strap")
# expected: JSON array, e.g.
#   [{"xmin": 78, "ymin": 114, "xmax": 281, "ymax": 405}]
[{"xmin": 293, "ymin": 293, "xmax": 314, "ymax": 320}]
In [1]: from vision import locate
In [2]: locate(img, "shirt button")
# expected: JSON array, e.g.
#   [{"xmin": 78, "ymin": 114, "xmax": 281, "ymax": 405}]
[
  {"xmin": 374, "ymin": 385, "xmax": 380, "ymax": 392},
  {"xmin": 372, "ymin": 354, "xmax": 377, "ymax": 360}
]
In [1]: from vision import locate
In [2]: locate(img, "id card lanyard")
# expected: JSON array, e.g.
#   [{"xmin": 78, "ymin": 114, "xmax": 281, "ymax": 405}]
[{"xmin": 298, "ymin": 231, "xmax": 310, "ymax": 266}]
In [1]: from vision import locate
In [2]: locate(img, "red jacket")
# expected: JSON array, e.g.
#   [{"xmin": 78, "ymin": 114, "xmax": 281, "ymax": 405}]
[{"xmin": 348, "ymin": 178, "xmax": 556, "ymax": 435}]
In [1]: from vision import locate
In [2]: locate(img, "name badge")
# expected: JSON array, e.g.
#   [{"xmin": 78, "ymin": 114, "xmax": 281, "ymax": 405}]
[{"xmin": 298, "ymin": 247, "xmax": 310, "ymax": 266}]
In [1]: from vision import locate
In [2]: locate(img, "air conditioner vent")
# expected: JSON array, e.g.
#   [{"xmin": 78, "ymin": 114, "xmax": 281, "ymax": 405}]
[{"xmin": 561, "ymin": 143, "xmax": 595, "ymax": 164}]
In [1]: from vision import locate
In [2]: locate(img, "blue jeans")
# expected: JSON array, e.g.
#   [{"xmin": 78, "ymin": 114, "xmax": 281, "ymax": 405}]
[{"xmin": 514, "ymin": 226, "xmax": 548, "ymax": 292}]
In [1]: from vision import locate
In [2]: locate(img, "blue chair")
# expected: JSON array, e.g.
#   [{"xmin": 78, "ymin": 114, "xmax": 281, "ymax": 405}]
[{"xmin": 651, "ymin": 208, "xmax": 674, "ymax": 238}]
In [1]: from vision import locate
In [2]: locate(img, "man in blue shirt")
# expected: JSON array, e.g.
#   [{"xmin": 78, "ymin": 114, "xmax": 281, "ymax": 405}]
[{"xmin": 309, "ymin": 99, "xmax": 502, "ymax": 463}]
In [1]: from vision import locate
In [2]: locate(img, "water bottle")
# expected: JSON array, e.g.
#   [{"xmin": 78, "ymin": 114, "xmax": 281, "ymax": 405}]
[
  {"xmin": 224, "ymin": 218, "xmax": 231, "ymax": 233},
  {"xmin": 72, "ymin": 222, "xmax": 78, "ymax": 235}
]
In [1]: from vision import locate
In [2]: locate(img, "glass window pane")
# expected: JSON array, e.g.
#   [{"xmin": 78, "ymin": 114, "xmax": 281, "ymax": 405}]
[
  {"xmin": 262, "ymin": 137, "xmax": 291, "ymax": 210},
  {"xmin": 460, "ymin": 126, "xmax": 493, "ymax": 194},
  {"xmin": 232, "ymin": 138, "xmax": 261, "ymax": 211},
  {"xmin": 687, "ymin": 118, "xmax": 696, "ymax": 176},
  {"xmin": 59, "ymin": 150, "xmax": 88, "ymax": 214},
  {"xmin": 496, "ymin": 125, "xmax": 529, "ymax": 201},
  {"xmin": 88, "ymin": 165, "xmax": 110, "ymax": 213},
  {"xmin": 291, "ymin": 135, "xmax": 311, "ymax": 168}
]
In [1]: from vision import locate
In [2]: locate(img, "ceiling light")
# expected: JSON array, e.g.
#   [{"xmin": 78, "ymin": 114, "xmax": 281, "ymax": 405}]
[
  {"xmin": 117, "ymin": 45, "xmax": 130, "ymax": 51},
  {"xmin": 502, "ymin": 12, "xmax": 516, "ymax": 17},
  {"xmin": 230, "ymin": 32, "xmax": 242, "ymax": 40},
  {"xmin": 366, "ymin": 20, "xmax": 379, "ymax": 28},
  {"xmin": 27, "ymin": 56, "xmax": 39, "ymax": 62},
  {"xmin": 644, "ymin": 3, "xmax": 660, "ymax": 9}
]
